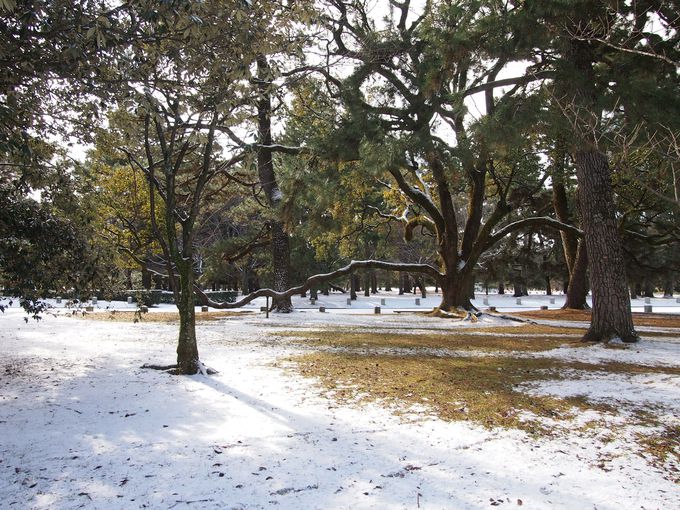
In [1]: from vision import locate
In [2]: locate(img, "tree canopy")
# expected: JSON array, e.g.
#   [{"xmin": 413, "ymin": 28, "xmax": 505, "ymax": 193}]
[{"xmin": 2, "ymin": 0, "xmax": 679, "ymax": 371}]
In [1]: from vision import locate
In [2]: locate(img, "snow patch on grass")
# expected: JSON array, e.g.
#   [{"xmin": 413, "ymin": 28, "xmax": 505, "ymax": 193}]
[{"xmin": 1, "ymin": 305, "xmax": 679, "ymax": 508}]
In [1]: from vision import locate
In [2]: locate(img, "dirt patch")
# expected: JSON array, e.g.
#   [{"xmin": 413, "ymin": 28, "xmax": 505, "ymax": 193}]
[
  {"xmin": 290, "ymin": 353, "xmax": 674, "ymax": 433},
  {"xmin": 286, "ymin": 327, "xmax": 679, "ymax": 428},
  {"xmin": 512, "ymin": 309, "xmax": 592, "ymax": 322},
  {"xmin": 76, "ymin": 310, "xmax": 253, "ymax": 323},
  {"xmin": 473, "ymin": 324, "xmax": 587, "ymax": 335},
  {"xmin": 279, "ymin": 325, "xmax": 588, "ymax": 353},
  {"xmin": 284, "ymin": 328, "xmax": 680, "ymax": 469},
  {"xmin": 631, "ymin": 313, "xmax": 680, "ymax": 328},
  {"xmin": 514, "ymin": 309, "xmax": 680, "ymax": 328}
]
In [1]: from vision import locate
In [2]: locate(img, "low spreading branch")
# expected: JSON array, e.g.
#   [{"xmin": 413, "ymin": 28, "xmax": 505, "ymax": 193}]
[{"xmin": 195, "ymin": 260, "xmax": 443, "ymax": 309}]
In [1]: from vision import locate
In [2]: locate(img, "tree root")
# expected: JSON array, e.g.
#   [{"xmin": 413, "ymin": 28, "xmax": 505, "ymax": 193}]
[
  {"xmin": 141, "ymin": 362, "xmax": 219, "ymax": 375},
  {"xmin": 561, "ymin": 303, "xmax": 591, "ymax": 311},
  {"xmin": 196, "ymin": 360, "xmax": 219, "ymax": 375},
  {"xmin": 428, "ymin": 307, "xmax": 482, "ymax": 321},
  {"xmin": 580, "ymin": 329, "xmax": 640, "ymax": 344},
  {"xmin": 141, "ymin": 363, "xmax": 178, "ymax": 372},
  {"xmin": 483, "ymin": 312, "xmax": 538, "ymax": 324}
]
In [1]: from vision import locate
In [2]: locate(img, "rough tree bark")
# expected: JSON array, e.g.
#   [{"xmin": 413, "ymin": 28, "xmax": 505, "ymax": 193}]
[
  {"xmin": 257, "ymin": 55, "xmax": 292, "ymax": 312},
  {"xmin": 563, "ymin": 242, "xmax": 589, "ymax": 309},
  {"xmin": 557, "ymin": 13, "xmax": 638, "ymax": 341},
  {"xmin": 512, "ymin": 265, "xmax": 527, "ymax": 297},
  {"xmin": 552, "ymin": 160, "xmax": 589, "ymax": 309},
  {"xmin": 575, "ymin": 149, "xmax": 638, "ymax": 342},
  {"xmin": 175, "ymin": 261, "xmax": 199, "ymax": 375}
]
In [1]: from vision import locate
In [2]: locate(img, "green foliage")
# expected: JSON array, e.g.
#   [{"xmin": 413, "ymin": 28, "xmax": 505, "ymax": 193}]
[
  {"xmin": 0, "ymin": 174, "xmax": 115, "ymax": 299},
  {"xmin": 2, "ymin": 0, "xmax": 679, "ymax": 311}
]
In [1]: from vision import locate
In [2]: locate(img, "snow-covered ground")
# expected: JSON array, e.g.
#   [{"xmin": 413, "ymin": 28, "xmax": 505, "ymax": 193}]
[{"xmin": 1, "ymin": 293, "xmax": 679, "ymax": 509}]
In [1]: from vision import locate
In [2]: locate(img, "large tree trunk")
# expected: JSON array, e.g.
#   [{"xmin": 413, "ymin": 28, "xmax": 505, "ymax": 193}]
[
  {"xmin": 257, "ymin": 55, "xmax": 292, "ymax": 313},
  {"xmin": 575, "ymin": 149, "xmax": 637, "ymax": 342},
  {"xmin": 467, "ymin": 277, "xmax": 475, "ymax": 300},
  {"xmin": 552, "ymin": 159, "xmax": 579, "ymax": 275},
  {"xmin": 553, "ymin": 170, "xmax": 589, "ymax": 309},
  {"xmin": 512, "ymin": 277, "xmax": 527, "ymax": 297},
  {"xmin": 563, "ymin": 241, "xmax": 589, "ymax": 309},
  {"xmin": 438, "ymin": 271, "xmax": 476, "ymax": 311},
  {"xmin": 176, "ymin": 263, "xmax": 200, "ymax": 374},
  {"xmin": 270, "ymin": 222, "xmax": 293, "ymax": 312}
]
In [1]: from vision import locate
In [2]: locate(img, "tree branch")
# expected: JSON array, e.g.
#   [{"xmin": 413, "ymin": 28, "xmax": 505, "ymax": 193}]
[
  {"xmin": 195, "ymin": 259, "xmax": 443, "ymax": 309},
  {"xmin": 486, "ymin": 216, "xmax": 582, "ymax": 248},
  {"xmin": 463, "ymin": 70, "xmax": 554, "ymax": 97}
]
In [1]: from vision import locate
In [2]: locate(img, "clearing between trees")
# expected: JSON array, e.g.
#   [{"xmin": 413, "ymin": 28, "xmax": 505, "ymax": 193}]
[{"xmin": 1, "ymin": 306, "xmax": 678, "ymax": 508}]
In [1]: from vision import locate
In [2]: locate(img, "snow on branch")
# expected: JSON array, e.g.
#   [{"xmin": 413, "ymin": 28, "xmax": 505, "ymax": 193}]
[
  {"xmin": 247, "ymin": 143, "xmax": 307, "ymax": 155},
  {"xmin": 195, "ymin": 260, "xmax": 443, "ymax": 309},
  {"xmin": 486, "ymin": 216, "xmax": 583, "ymax": 248}
]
